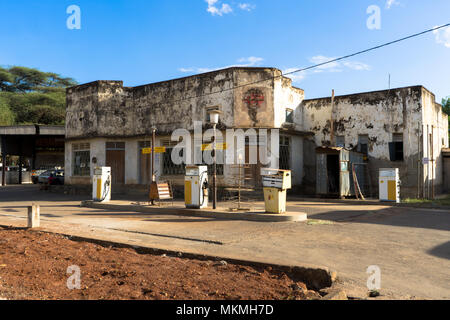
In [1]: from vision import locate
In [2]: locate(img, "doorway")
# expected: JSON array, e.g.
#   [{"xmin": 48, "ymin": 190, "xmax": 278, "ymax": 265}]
[
  {"xmin": 106, "ymin": 142, "xmax": 125, "ymax": 185},
  {"xmin": 327, "ymin": 154, "xmax": 339, "ymax": 194}
]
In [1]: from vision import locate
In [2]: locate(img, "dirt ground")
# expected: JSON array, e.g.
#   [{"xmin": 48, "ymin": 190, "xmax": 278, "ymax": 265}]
[{"xmin": 0, "ymin": 226, "xmax": 322, "ymax": 300}]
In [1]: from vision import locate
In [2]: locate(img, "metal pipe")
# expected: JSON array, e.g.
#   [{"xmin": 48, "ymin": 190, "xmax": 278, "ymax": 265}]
[
  {"xmin": 213, "ymin": 123, "xmax": 217, "ymax": 210},
  {"xmin": 431, "ymin": 125, "xmax": 435, "ymax": 200},
  {"xmin": 417, "ymin": 123, "xmax": 421, "ymax": 199},
  {"xmin": 151, "ymin": 128, "xmax": 156, "ymax": 183}
]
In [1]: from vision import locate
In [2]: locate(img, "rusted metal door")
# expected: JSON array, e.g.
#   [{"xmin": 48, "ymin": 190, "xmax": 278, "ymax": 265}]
[{"xmin": 106, "ymin": 142, "xmax": 125, "ymax": 185}]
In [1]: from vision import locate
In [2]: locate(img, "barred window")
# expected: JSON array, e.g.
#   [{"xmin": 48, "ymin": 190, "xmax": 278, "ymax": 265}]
[
  {"xmin": 279, "ymin": 136, "xmax": 291, "ymax": 170},
  {"xmin": 72, "ymin": 143, "xmax": 90, "ymax": 176},
  {"xmin": 162, "ymin": 147, "xmax": 185, "ymax": 175}
]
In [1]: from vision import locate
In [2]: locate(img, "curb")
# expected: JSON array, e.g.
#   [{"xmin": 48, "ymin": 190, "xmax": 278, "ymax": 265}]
[
  {"xmin": 289, "ymin": 197, "xmax": 450, "ymax": 210},
  {"xmin": 81, "ymin": 201, "xmax": 308, "ymax": 223}
]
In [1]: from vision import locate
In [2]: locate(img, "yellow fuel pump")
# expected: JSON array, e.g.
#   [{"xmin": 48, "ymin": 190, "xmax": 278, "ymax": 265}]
[
  {"xmin": 93, "ymin": 167, "xmax": 111, "ymax": 202},
  {"xmin": 261, "ymin": 169, "xmax": 292, "ymax": 214},
  {"xmin": 185, "ymin": 166, "xmax": 209, "ymax": 209}
]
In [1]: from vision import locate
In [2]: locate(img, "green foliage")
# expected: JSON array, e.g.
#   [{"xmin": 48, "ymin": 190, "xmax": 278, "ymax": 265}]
[
  {"xmin": 0, "ymin": 66, "xmax": 76, "ymax": 125},
  {"xmin": 443, "ymin": 97, "xmax": 450, "ymax": 115},
  {"xmin": 443, "ymin": 97, "xmax": 450, "ymax": 139},
  {"xmin": 0, "ymin": 96, "xmax": 15, "ymax": 125}
]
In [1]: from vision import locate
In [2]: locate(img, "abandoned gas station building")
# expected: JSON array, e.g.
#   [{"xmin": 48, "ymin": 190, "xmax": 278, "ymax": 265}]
[{"xmin": 64, "ymin": 67, "xmax": 449, "ymax": 198}]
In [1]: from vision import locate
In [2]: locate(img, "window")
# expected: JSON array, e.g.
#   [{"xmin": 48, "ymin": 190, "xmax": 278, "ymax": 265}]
[
  {"xmin": 358, "ymin": 135, "xmax": 369, "ymax": 155},
  {"xmin": 285, "ymin": 109, "xmax": 294, "ymax": 123},
  {"xmin": 389, "ymin": 133, "xmax": 404, "ymax": 161},
  {"xmin": 72, "ymin": 143, "xmax": 90, "ymax": 176},
  {"xmin": 336, "ymin": 136, "xmax": 345, "ymax": 148},
  {"xmin": 162, "ymin": 139, "xmax": 185, "ymax": 175},
  {"xmin": 279, "ymin": 136, "xmax": 291, "ymax": 170}
]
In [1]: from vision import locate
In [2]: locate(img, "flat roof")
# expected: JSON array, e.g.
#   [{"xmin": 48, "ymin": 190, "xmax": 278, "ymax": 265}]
[
  {"xmin": 303, "ymin": 85, "xmax": 432, "ymax": 102},
  {"xmin": 0, "ymin": 125, "xmax": 65, "ymax": 136},
  {"xmin": 68, "ymin": 66, "xmax": 287, "ymax": 91}
]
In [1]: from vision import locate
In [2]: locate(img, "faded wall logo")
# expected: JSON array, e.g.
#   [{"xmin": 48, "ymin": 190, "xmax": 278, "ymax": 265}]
[{"xmin": 243, "ymin": 89, "xmax": 265, "ymax": 126}]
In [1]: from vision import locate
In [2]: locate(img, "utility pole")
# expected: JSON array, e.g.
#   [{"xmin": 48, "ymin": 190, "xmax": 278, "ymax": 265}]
[
  {"xmin": 213, "ymin": 123, "xmax": 217, "ymax": 210},
  {"xmin": 149, "ymin": 127, "xmax": 157, "ymax": 205},
  {"xmin": 330, "ymin": 89, "xmax": 335, "ymax": 146}
]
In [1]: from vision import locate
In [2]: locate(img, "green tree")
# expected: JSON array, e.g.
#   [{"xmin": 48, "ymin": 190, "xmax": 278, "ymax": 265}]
[
  {"xmin": 443, "ymin": 97, "xmax": 450, "ymax": 141},
  {"xmin": 0, "ymin": 66, "xmax": 76, "ymax": 125},
  {"xmin": 443, "ymin": 97, "xmax": 450, "ymax": 115},
  {"xmin": 0, "ymin": 96, "xmax": 15, "ymax": 125}
]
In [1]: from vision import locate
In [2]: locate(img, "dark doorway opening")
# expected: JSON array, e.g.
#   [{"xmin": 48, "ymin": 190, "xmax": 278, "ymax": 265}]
[{"xmin": 327, "ymin": 154, "xmax": 339, "ymax": 194}]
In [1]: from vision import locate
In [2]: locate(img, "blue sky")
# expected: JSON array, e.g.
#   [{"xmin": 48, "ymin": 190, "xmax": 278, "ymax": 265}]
[{"xmin": 0, "ymin": 0, "xmax": 449, "ymax": 101}]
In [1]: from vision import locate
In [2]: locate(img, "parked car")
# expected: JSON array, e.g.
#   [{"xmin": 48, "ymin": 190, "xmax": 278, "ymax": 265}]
[
  {"xmin": 38, "ymin": 170, "xmax": 64, "ymax": 185},
  {"xmin": 5, "ymin": 166, "xmax": 28, "ymax": 172},
  {"xmin": 31, "ymin": 169, "xmax": 48, "ymax": 184},
  {"xmin": 48, "ymin": 170, "xmax": 64, "ymax": 185}
]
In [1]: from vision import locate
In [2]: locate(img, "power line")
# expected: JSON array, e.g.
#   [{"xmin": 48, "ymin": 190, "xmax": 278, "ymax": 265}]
[{"xmin": 165, "ymin": 23, "xmax": 449, "ymax": 105}]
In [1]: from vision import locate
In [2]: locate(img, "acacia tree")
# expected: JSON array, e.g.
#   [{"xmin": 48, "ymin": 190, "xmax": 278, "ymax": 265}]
[{"xmin": 0, "ymin": 66, "xmax": 76, "ymax": 125}]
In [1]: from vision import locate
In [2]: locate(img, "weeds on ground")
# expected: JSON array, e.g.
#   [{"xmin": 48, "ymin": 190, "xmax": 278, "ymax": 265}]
[
  {"xmin": 403, "ymin": 196, "xmax": 450, "ymax": 207},
  {"xmin": 306, "ymin": 219, "xmax": 334, "ymax": 226}
]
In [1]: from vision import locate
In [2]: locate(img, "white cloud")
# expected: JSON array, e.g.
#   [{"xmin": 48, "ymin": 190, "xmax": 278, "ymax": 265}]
[
  {"xmin": 179, "ymin": 56, "xmax": 264, "ymax": 74},
  {"xmin": 237, "ymin": 56, "xmax": 264, "ymax": 65},
  {"xmin": 433, "ymin": 26, "xmax": 450, "ymax": 48},
  {"xmin": 238, "ymin": 3, "xmax": 256, "ymax": 11},
  {"xmin": 309, "ymin": 55, "xmax": 341, "ymax": 72},
  {"xmin": 282, "ymin": 55, "xmax": 371, "ymax": 84},
  {"xmin": 206, "ymin": 0, "xmax": 233, "ymax": 16},
  {"xmin": 343, "ymin": 61, "xmax": 371, "ymax": 71},
  {"xmin": 386, "ymin": 0, "xmax": 400, "ymax": 9},
  {"xmin": 282, "ymin": 68, "xmax": 306, "ymax": 82}
]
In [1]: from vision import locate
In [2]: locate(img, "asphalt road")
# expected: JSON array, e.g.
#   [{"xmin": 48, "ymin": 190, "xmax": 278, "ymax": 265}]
[{"xmin": 0, "ymin": 185, "xmax": 449, "ymax": 299}]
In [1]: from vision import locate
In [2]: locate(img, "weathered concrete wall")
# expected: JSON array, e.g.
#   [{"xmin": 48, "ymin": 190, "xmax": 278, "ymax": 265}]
[
  {"xmin": 443, "ymin": 152, "xmax": 450, "ymax": 193},
  {"xmin": 232, "ymin": 69, "xmax": 275, "ymax": 128},
  {"xmin": 65, "ymin": 67, "xmax": 310, "ymax": 188},
  {"xmin": 290, "ymin": 135, "xmax": 303, "ymax": 186},
  {"xmin": 273, "ymin": 76, "xmax": 305, "ymax": 130},
  {"xmin": 66, "ymin": 68, "xmax": 294, "ymax": 141},
  {"xmin": 302, "ymin": 86, "xmax": 429, "ymax": 198},
  {"xmin": 421, "ymin": 89, "xmax": 449, "ymax": 196}
]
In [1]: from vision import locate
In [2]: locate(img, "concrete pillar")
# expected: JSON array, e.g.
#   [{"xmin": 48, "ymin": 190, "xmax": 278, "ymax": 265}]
[
  {"xmin": 27, "ymin": 204, "xmax": 40, "ymax": 228},
  {"xmin": 18, "ymin": 156, "xmax": 23, "ymax": 184}
]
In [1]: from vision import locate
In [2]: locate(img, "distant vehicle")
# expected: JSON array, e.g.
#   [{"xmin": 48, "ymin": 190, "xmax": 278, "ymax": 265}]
[
  {"xmin": 5, "ymin": 166, "xmax": 28, "ymax": 172},
  {"xmin": 31, "ymin": 169, "xmax": 48, "ymax": 184},
  {"xmin": 38, "ymin": 169, "xmax": 64, "ymax": 185},
  {"xmin": 48, "ymin": 170, "xmax": 64, "ymax": 185}
]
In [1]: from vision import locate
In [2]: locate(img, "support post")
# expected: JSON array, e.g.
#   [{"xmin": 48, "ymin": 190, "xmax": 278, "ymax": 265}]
[
  {"xmin": 431, "ymin": 125, "xmax": 435, "ymax": 200},
  {"xmin": 18, "ymin": 156, "xmax": 23, "ymax": 185},
  {"xmin": 417, "ymin": 123, "xmax": 421, "ymax": 199},
  {"xmin": 1, "ymin": 136, "xmax": 6, "ymax": 187},
  {"xmin": 27, "ymin": 204, "xmax": 40, "ymax": 228},
  {"xmin": 150, "ymin": 127, "xmax": 157, "ymax": 206},
  {"xmin": 213, "ymin": 123, "xmax": 217, "ymax": 210},
  {"xmin": 330, "ymin": 89, "xmax": 335, "ymax": 146}
]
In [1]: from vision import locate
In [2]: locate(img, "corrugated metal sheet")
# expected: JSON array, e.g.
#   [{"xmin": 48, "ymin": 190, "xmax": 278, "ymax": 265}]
[
  {"xmin": 316, "ymin": 153, "xmax": 328, "ymax": 195},
  {"xmin": 316, "ymin": 148, "xmax": 367, "ymax": 197}
]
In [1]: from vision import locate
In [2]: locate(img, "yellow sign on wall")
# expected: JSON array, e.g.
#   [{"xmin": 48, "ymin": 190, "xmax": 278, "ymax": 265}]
[
  {"xmin": 201, "ymin": 143, "xmax": 227, "ymax": 151},
  {"xmin": 142, "ymin": 147, "xmax": 166, "ymax": 154}
]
